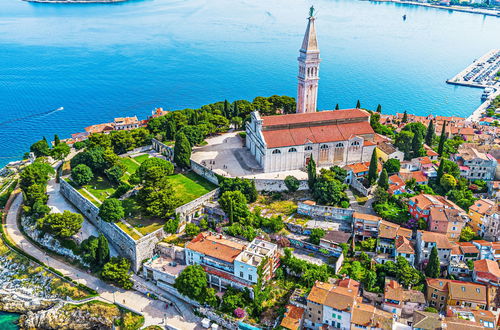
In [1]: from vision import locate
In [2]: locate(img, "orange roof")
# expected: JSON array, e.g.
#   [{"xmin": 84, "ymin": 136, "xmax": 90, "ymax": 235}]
[
  {"xmin": 474, "ymin": 259, "xmax": 500, "ymax": 282},
  {"xmin": 353, "ymin": 212, "xmax": 382, "ymax": 222},
  {"xmin": 426, "ymin": 278, "xmax": 487, "ymax": 304},
  {"xmin": 419, "ymin": 231, "xmax": 454, "ymax": 249},
  {"xmin": 280, "ymin": 305, "xmax": 304, "ymax": 330},
  {"xmin": 396, "ymin": 236, "xmax": 415, "ymax": 254},
  {"xmin": 469, "ymin": 199, "xmax": 496, "ymax": 216},
  {"xmin": 346, "ymin": 162, "xmax": 369, "ymax": 174},
  {"xmin": 307, "ymin": 280, "xmax": 360, "ymax": 311},
  {"xmin": 186, "ymin": 233, "xmax": 245, "ymax": 263},
  {"xmin": 379, "ymin": 220, "xmax": 412, "ymax": 239},
  {"xmin": 456, "ymin": 242, "xmax": 479, "ymax": 254}
]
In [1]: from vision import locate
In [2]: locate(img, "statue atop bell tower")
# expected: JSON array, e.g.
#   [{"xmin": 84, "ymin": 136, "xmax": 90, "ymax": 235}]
[{"xmin": 297, "ymin": 6, "xmax": 321, "ymax": 113}]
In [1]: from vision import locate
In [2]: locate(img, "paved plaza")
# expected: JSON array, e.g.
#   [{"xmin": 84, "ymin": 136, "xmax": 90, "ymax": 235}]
[{"xmin": 191, "ymin": 132, "xmax": 310, "ymax": 180}]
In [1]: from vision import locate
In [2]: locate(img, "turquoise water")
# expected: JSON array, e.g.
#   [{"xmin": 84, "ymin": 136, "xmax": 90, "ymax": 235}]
[
  {"xmin": 0, "ymin": 311, "xmax": 20, "ymax": 330},
  {"xmin": 0, "ymin": 0, "xmax": 499, "ymax": 166}
]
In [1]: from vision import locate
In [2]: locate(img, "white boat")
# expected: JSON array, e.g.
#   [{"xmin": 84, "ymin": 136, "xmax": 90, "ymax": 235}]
[{"xmin": 481, "ymin": 87, "xmax": 494, "ymax": 101}]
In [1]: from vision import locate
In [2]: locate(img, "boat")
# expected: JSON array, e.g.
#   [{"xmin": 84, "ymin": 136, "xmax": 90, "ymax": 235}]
[
  {"xmin": 403, "ymin": 14, "xmax": 407, "ymax": 20},
  {"xmin": 55, "ymin": 107, "xmax": 64, "ymax": 111},
  {"xmin": 481, "ymin": 87, "xmax": 494, "ymax": 101}
]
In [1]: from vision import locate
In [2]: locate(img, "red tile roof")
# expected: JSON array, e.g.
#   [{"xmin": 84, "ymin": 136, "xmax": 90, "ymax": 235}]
[
  {"xmin": 474, "ymin": 259, "xmax": 500, "ymax": 283},
  {"xmin": 262, "ymin": 108, "xmax": 370, "ymax": 127}
]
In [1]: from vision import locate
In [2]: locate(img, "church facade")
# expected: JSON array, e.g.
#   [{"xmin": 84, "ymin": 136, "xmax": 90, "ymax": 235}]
[{"xmin": 245, "ymin": 109, "xmax": 376, "ymax": 173}]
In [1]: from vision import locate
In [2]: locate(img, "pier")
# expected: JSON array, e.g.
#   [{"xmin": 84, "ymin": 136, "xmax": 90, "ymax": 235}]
[{"xmin": 446, "ymin": 49, "xmax": 500, "ymax": 121}]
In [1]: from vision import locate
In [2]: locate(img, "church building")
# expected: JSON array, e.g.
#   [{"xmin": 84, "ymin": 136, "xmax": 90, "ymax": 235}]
[{"xmin": 245, "ymin": 7, "xmax": 376, "ymax": 173}]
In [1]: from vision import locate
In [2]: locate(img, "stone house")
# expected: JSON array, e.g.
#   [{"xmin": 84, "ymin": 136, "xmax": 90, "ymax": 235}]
[
  {"xmin": 415, "ymin": 231, "xmax": 454, "ymax": 267},
  {"xmin": 381, "ymin": 279, "xmax": 425, "ymax": 321},
  {"xmin": 425, "ymin": 278, "xmax": 488, "ymax": 311},
  {"xmin": 473, "ymin": 259, "xmax": 500, "ymax": 287},
  {"xmin": 453, "ymin": 146, "xmax": 497, "ymax": 181}
]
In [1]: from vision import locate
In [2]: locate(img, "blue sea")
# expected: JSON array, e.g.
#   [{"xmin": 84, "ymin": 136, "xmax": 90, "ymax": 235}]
[
  {"xmin": 0, "ymin": 0, "xmax": 499, "ymax": 166},
  {"xmin": 0, "ymin": 311, "xmax": 19, "ymax": 330}
]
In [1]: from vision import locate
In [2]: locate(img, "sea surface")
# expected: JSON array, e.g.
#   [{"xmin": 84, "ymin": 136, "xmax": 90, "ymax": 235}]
[
  {"xmin": 0, "ymin": 311, "xmax": 20, "ymax": 330},
  {"xmin": 0, "ymin": 0, "xmax": 499, "ymax": 166}
]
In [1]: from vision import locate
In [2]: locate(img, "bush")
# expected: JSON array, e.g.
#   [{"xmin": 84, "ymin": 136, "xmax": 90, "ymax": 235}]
[
  {"xmin": 72, "ymin": 164, "xmax": 93, "ymax": 186},
  {"xmin": 99, "ymin": 198, "xmax": 125, "ymax": 223},
  {"xmin": 111, "ymin": 183, "xmax": 132, "ymax": 198},
  {"xmin": 100, "ymin": 257, "xmax": 133, "ymax": 289}
]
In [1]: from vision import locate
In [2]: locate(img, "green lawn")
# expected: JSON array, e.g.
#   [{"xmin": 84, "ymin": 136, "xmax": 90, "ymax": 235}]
[
  {"xmin": 119, "ymin": 197, "xmax": 165, "ymax": 238},
  {"xmin": 116, "ymin": 222, "xmax": 142, "ymax": 240},
  {"xmin": 119, "ymin": 157, "xmax": 141, "ymax": 174},
  {"xmin": 133, "ymin": 154, "xmax": 150, "ymax": 163},
  {"xmin": 82, "ymin": 177, "xmax": 116, "ymax": 203},
  {"xmin": 168, "ymin": 171, "xmax": 217, "ymax": 205}
]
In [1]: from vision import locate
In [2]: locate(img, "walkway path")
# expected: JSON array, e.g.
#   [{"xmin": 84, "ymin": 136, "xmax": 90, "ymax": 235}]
[{"xmin": 4, "ymin": 192, "xmax": 200, "ymax": 329}]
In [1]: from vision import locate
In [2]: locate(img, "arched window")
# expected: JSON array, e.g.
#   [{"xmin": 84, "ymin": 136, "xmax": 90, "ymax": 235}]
[
  {"xmin": 320, "ymin": 144, "xmax": 329, "ymax": 150},
  {"xmin": 351, "ymin": 141, "xmax": 360, "ymax": 146},
  {"xmin": 289, "ymin": 148, "xmax": 297, "ymax": 153},
  {"xmin": 272, "ymin": 149, "xmax": 281, "ymax": 154},
  {"xmin": 335, "ymin": 143, "xmax": 344, "ymax": 148},
  {"xmin": 305, "ymin": 145, "xmax": 313, "ymax": 151}
]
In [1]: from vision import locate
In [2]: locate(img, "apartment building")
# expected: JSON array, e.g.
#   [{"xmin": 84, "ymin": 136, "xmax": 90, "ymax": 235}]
[
  {"xmin": 425, "ymin": 278, "xmax": 488, "ymax": 311},
  {"xmin": 468, "ymin": 199, "xmax": 498, "ymax": 237},
  {"xmin": 415, "ymin": 231, "xmax": 454, "ymax": 267},
  {"xmin": 428, "ymin": 208, "xmax": 468, "ymax": 241},
  {"xmin": 454, "ymin": 146, "xmax": 497, "ymax": 181},
  {"xmin": 408, "ymin": 194, "xmax": 463, "ymax": 221}
]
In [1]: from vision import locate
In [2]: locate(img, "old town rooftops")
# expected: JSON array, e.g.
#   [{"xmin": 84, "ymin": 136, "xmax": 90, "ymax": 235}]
[
  {"xmin": 307, "ymin": 279, "xmax": 360, "ymax": 311},
  {"xmin": 379, "ymin": 220, "xmax": 412, "ymax": 239},
  {"xmin": 470, "ymin": 199, "xmax": 497, "ymax": 215},
  {"xmin": 186, "ymin": 232, "xmax": 246, "ymax": 263}
]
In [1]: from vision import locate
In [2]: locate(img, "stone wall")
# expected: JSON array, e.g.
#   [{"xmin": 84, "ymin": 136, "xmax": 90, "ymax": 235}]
[
  {"xmin": 253, "ymin": 178, "xmax": 308, "ymax": 192},
  {"xmin": 350, "ymin": 176, "xmax": 370, "ymax": 196},
  {"xmin": 190, "ymin": 160, "xmax": 219, "ymax": 185},
  {"xmin": 151, "ymin": 138, "xmax": 174, "ymax": 161},
  {"xmin": 60, "ymin": 179, "xmax": 165, "ymax": 272},
  {"xmin": 297, "ymin": 202, "xmax": 355, "ymax": 221}
]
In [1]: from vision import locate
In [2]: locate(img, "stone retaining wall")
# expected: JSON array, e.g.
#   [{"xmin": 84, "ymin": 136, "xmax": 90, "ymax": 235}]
[
  {"xmin": 190, "ymin": 160, "xmax": 219, "ymax": 185},
  {"xmin": 60, "ymin": 179, "xmax": 165, "ymax": 272},
  {"xmin": 151, "ymin": 138, "xmax": 174, "ymax": 161}
]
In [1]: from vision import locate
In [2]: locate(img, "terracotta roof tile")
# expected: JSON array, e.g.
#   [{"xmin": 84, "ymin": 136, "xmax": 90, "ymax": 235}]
[
  {"xmin": 186, "ymin": 233, "xmax": 245, "ymax": 263},
  {"xmin": 262, "ymin": 109, "xmax": 370, "ymax": 127},
  {"xmin": 419, "ymin": 231, "xmax": 454, "ymax": 249},
  {"xmin": 280, "ymin": 305, "xmax": 304, "ymax": 330}
]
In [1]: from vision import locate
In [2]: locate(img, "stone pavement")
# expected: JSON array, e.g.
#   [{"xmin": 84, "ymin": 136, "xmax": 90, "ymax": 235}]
[{"xmin": 4, "ymin": 193, "xmax": 200, "ymax": 329}]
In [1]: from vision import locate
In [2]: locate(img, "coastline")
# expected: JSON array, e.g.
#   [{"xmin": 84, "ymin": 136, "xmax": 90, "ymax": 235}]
[{"xmin": 365, "ymin": 0, "xmax": 500, "ymax": 17}]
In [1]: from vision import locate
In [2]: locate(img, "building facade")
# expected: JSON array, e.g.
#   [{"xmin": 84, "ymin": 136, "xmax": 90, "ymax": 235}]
[
  {"xmin": 245, "ymin": 109, "xmax": 376, "ymax": 173},
  {"xmin": 453, "ymin": 146, "xmax": 497, "ymax": 181},
  {"xmin": 297, "ymin": 6, "xmax": 321, "ymax": 114}
]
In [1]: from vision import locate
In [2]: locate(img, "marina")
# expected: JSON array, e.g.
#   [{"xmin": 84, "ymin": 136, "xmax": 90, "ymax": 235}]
[{"xmin": 446, "ymin": 49, "xmax": 500, "ymax": 121}]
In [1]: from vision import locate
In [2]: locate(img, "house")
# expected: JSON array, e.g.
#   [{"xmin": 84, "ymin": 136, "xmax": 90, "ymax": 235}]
[
  {"xmin": 381, "ymin": 279, "xmax": 425, "ymax": 320},
  {"xmin": 472, "ymin": 240, "xmax": 496, "ymax": 261},
  {"xmin": 388, "ymin": 174, "xmax": 406, "ymax": 195},
  {"xmin": 446, "ymin": 306, "xmax": 498, "ymax": 329},
  {"xmin": 456, "ymin": 242, "xmax": 480, "ymax": 261},
  {"xmin": 473, "ymin": 259, "xmax": 500, "ymax": 287},
  {"xmin": 376, "ymin": 141, "xmax": 404, "ymax": 162},
  {"xmin": 304, "ymin": 279, "xmax": 359, "ymax": 329},
  {"xmin": 395, "ymin": 236, "xmax": 416, "ymax": 266},
  {"xmin": 448, "ymin": 242, "xmax": 473, "ymax": 278},
  {"xmin": 113, "ymin": 116, "xmax": 140, "ymax": 130},
  {"xmin": 425, "ymin": 278, "xmax": 488, "ymax": 311},
  {"xmin": 412, "ymin": 309, "xmax": 491, "ymax": 329},
  {"xmin": 376, "ymin": 220, "xmax": 412, "ymax": 261},
  {"xmin": 185, "ymin": 233, "xmax": 279, "ymax": 297},
  {"xmin": 469, "ymin": 199, "xmax": 499, "ymax": 240},
  {"xmin": 423, "ymin": 144, "xmax": 439, "ymax": 161},
  {"xmin": 415, "ymin": 231, "xmax": 454, "ymax": 267},
  {"xmin": 408, "ymin": 194, "xmax": 463, "ymax": 221},
  {"xmin": 280, "ymin": 304, "xmax": 305, "ymax": 330},
  {"xmin": 352, "ymin": 212, "xmax": 382, "ymax": 240},
  {"xmin": 400, "ymin": 170, "xmax": 429, "ymax": 185},
  {"xmin": 428, "ymin": 208, "xmax": 468, "ymax": 241},
  {"xmin": 453, "ymin": 146, "xmax": 497, "ymax": 181},
  {"xmin": 319, "ymin": 230, "xmax": 351, "ymax": 250},
  {"xmin": 304, "ymin": 279, "xmax": 393, "ymax": 329}
]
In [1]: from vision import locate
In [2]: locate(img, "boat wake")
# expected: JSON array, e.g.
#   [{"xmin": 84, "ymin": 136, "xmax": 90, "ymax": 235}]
[{"xmin": 0, "ymin": 107, "xmax": 63, "ymax": 127}]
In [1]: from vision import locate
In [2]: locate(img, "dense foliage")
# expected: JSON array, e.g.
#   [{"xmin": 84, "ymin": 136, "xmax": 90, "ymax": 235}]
[
  {"xmin": 37, "ymin": 210, "xmax": 83, "ymax": 238},
  {"xmin": 99, "ymin": 198, "xmax": 125, "ymax": 223},
  {"xmin": 100, "ymin": 257, "xmax": 133, "ymax": 289},
  {"xmin": 71, "ymin": 164, "xmax": 94, "ymax": 186}
]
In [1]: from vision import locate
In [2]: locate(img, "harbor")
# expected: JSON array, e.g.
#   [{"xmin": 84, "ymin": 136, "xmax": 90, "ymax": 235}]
[{"xmin": 446, "ymin": 49, "xmax": 500, "ymax": 121}]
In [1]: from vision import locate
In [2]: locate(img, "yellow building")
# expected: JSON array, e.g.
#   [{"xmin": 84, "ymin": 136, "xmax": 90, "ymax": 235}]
[{"xmin": 468, "ymin": 199, "xmax": 496, "ymax": 235}]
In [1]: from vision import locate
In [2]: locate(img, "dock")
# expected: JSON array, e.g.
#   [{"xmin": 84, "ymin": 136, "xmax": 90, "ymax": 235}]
[{"xmin": 446, "ymin": 49, "xmax": 500, "ymax": 121}]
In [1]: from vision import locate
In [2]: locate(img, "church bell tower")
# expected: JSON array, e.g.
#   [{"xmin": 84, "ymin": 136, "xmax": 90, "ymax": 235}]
[{"xmin": 297, "ymin": 6, "xmax": 321, "ymax": 114}]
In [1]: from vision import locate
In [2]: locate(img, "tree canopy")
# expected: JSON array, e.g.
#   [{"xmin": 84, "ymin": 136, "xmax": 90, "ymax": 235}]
[
  {"xmin": 37, "ymin": 211, "xmax": 83, "ymax": 238},
  {"xmin": 72, "ymin": 164, "xmax": 93, "ymax": 186},
  {"xmin": 284, "ymin": 175, "xmax": 300, "ymax": 193},
  {"xmin": 99, "ymin": 198, "xmax": 125, "ymax": 223}
]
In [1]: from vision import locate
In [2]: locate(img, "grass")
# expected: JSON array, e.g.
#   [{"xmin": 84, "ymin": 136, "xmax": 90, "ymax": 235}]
[
  {"xmin": 168, "ymin": 171, "xmax": 217, "ymax": 205},
  {"xmin": 116, "ymin": 222, "xmax": 142, "ymax": 240},
  {"xmin": 120, "ymin": 157, "xmax": 141, "ymax": 174},
  {"xmin": 133, "ymin": 154, "xmax": 150, "ymax": 163},
  {"xmin": 119, "ymin": 198, "xmax": 164, "ymax": 238},
  {"xmin": 82, "ymin": 176, "xmax": 116, "ymax": 203}
]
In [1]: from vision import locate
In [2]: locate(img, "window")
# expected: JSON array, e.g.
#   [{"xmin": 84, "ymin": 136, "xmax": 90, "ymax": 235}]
[
  {"xmin": 335, "ymin": 143, "xmax": 344, "ymax": 148},
  {"xmin": 476, "ymin": 288, "xmax": 480, "ymax": 293},
  {"xmin": 305, "ymin": 145, "xmax": 313, "ymax": 151},
  {"xmin": 272, "ymin": 149, "xmax": 281, "ymax": 154},
  {"xmin": 288, "ymin": 147, "xmax": 297, "ymax": 153},
  {"xmin": 320, "ymin": 144, "xmax": 329, "ymax": 149},
  {"xmin": 248, "ymin": 274, "xmax": 252, "ymax": 281},
  {"xmin": 240, "ymin": 271, "xmax": 243, "ymax": 277},
  {"xmin": 461, "ymin": 286, "xmax": 466, "ymax": 292}
]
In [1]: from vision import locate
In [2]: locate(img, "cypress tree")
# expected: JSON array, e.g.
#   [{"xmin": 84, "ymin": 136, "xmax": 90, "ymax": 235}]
[
  {"xmin": 437, "ymin": 121, "xmax": 447, "ymax": 156},
  {"xmin": 233, "ymin": 102, "xmax": 239, "ymax": 118},
  {"xmin": 54, "ymin": 134, "xmax": 60, "ymax": 146},
  {"xmin": 378, "ymin": 168, "xmax": 389, "ymax": 190},
  {"xmin": 97, "ymin": 234, "xmax": 110, "ymax": 266},
  {"xmin": 223, "ymin": 99, "xmax": 230, "ymax": 118},
  {"xmin": 174, "ymin": 132, "xmax": 192, "ymax": 169},
  {"xmin": 411, "ymin": 131, "xmax": 423, "ymax": 158},
  {"xmin": 307, "ymin": 156, "xmax": 317, "ymax": 191},
  {"xmin": 425, "ymin": 246, "xmax": 440, "ymax": 278},
  {"xmin": 402, "ymin": 111, "xmax": 408, "ymax": 123},
  {"xmin": 367, "ymin": 149, "xmax": 378, "ymax": 185},
  {"xmin": 335, "ymin": 104, "xmax": 339, "ymax": 110},
  {"xmin": 356, "ymin": 100, "xmax": 361, "ymax": 109},
  {"xmin": 165, "ymin": 120, "xmax": 177, "ymax": 141},
  {"xmin": 436, "ymin": 158, "xmax": 444, "ymax": 183},
  {"xmin": 425, "ymin": 120, "xmax": 435, "ymax": 146},
  {"xmin": 376, "ymin": 104, "xmax": 382, "ymax": 113}
]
